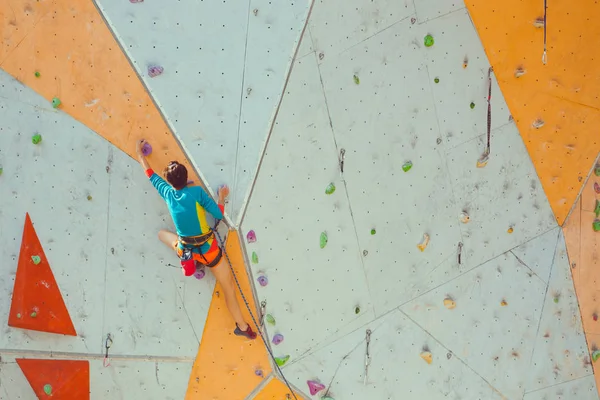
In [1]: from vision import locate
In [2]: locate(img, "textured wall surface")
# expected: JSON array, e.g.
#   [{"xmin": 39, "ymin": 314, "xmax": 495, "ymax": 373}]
[{"xmin": 1, "ymin": 0, "xmax": 599, "ymax": 398}]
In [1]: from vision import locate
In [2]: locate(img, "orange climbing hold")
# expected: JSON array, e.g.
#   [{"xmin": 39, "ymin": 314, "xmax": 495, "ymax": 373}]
[
  {"xmin": 8, "ymin": 213, "xmax": 76, "ymax": 336},
  {"xmin": 16, "ymin": 359, "xmax": 89, "ymax": 399}
]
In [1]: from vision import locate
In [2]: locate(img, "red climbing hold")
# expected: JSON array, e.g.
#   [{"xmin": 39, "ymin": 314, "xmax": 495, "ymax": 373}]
[
  {"xmin": 16, "ymin": 359, "xmax": 89, "ymax": 399},
  {"xmin": 8, "ymin": 213, "xmax": 77, "ymax": 336}
]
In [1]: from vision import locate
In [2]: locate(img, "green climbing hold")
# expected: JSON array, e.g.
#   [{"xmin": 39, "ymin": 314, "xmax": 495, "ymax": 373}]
[
  {"xmin": 594, "ymin": 200, "xmax": 600, "ymax": 218},
  {"xmin": 424, "ymin": 34, "xmax": 434, "ymax": 47},
  {"xmin": 434, "ymin": 77, "xmax": 440, "ymax": 84},
  {"xmin": 553, "ymin": 297, "xmax": 559, "ymax": 304},
  {"xmin": 31, "ymin": 312, "xmax": 37, "ymax": 318},
  {"xmin": 265, "ymin": 314, "xmax": 276, "ymax": 325},
  {"xmin": 320, "ymin": 232, "xmax": 328, "ymax": 249},
  {"xmin": 595, "ymin": 166, "xmax": 600, "ymax": 176},
  {"xmin": 402, "ymin": 161, "xmax": 413, "ymax": 172},
  {"xmin": 355, "ymin": 306, "xmax": 360, "ymax": 314},
  {"xmin": 87, "ymin": 195, "xmax": 93, "ymax": 201},
  {"xmin": 325, "ymin": 183, "xmax": 336, "ymax": 195},
  {"xmin": 470, "ymin": 102, "xmax": 475, "ymax": 109},
  {"xmin": 35, "ymin": 71, "xmax": 41, "ymax": 78},
  {"xmin": 275, "ymin": 355, "xmax": 290, "ymax": 367},
  {"xmin": 16, "ymin": 313, "xmax": 21, "ymax": 319},
  {"xmin": 370, "ymin": 229, "xmax": 376, "ymax": 235},
  {"xmin": 43, "ymin": 384, "xmax": 52, "ymax": 395},
  {"xmin": 593, "ymin": 350, "xmax": 600, "ymax": 362},
  {"xmin": 31, "ymin": 255, "xmax": 41, "ymax": 265},
  {"xmin": 32, "ymin": 134, "xmax": 42, "ymax": 145},
  {"xmin": 353, "ymin": 74, "xmax": 360, "ymax": 85},
  {"xmin": 593, "ymin": 220, "xmax": 600, "ymax": 232},
  {"xmin": 0, "ymin": 167, "xmax": 3, "ymax": 176},
  {"xmin": 251, "ymin": 252, "xmax": 259, "ymax": 264},
  {"xmin": 52, "ymin": 97, "xmax": 61, "ymax": 108}
]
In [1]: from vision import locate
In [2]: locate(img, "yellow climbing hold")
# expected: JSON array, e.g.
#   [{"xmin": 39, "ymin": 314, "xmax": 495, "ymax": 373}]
[
  {"xmin": 507, "ymin": 227, "xmax": 514, "ymax": 234},
  {"xmin": 500, "ymin": 300, "xmax": 508, "ymax": 307},
  {"xmin": 417, "ymin": 234, "xmax": 430, "ymax": 251},
  {"xmin": 443, "ymin": 298, "xmax": 456, "ymax": 310},
  {"xmin": 460, "ymin": 212, "xmax": 470, "ymax": 223},
  {"xmin": 420, "ymin": 351, "xmax": 433, "ymax": 364}
]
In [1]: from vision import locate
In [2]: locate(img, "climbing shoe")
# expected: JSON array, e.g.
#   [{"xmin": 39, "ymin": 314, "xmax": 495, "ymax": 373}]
[{"xmin": 234, "ymin": 324, "xmax": 257, "ymax": 340}]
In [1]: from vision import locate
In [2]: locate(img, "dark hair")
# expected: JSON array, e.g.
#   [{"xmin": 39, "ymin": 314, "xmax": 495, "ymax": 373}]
[{"xmin": 163, "ymin": 161, "xmax": 188, "ymax": 190}]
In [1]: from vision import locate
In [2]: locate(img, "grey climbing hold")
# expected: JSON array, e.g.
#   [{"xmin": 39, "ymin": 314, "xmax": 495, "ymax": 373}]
[{"xmin": 148, "ymin": 65, "xmax": 164, "ymax": 78}]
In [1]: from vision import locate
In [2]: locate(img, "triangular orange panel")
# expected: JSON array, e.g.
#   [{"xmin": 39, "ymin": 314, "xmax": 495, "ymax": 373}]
[
  {"xmin": 253, "ymin": 377, "xmax": 300, "ymax": 400},
  {"xmin": 8, "ymin": 213, "xmax": 76, "ymax": 336},
  {"xmin": 16, "ymin": 359, "xmax": 89, "ymax": 399},
  {"xmin": 186, "ymin": 231, "xmax": 272, "ymax": 399}
]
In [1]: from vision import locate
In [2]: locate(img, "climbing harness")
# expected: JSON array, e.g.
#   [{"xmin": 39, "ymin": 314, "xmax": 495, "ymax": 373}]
[
  {"xmin": 178, "ymin": 228, "xmax": 223, "ymax": 268},
  {"xmin": 542, "ymin": 0, "xmax": 548, "ymax": 64},
  {"xmin": 476, "ymin": 67, "xmax": 493, "ymax": 168},
  {"xmin": 364, "ymin": 329, "xmax": 372, "ymax": 385},
  {"xmin": 212, "ymin": 223, "xmax": 299, "ymax": 400},
  {"xmin": 103, "ymin": 333, "xmax": 113, "ymax": 367}
]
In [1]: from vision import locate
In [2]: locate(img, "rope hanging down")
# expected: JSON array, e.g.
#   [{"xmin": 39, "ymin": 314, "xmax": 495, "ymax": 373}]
[
  {"xmin": 213, "ymin": 223, "xmax": 299, "ymax": 400},
  {"xmin": 542, "ymin": 0, "xmax": 548, "ymax": 64},
  {"xmin": 476, "ymin": 67, "xmax": 493, "ymax": 168}
]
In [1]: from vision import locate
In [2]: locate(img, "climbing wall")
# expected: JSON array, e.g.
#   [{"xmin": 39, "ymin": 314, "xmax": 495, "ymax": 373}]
[
  {"xmin": 466, "ymin": 0, "xmax": 600, "ymax": 224},
  {"xmin": 564, "ymin": 161, "xmax": 600, "ymax": 393},
  {"xmin": 0, "ymin": 70, "xmax": 210, "ymax": 394},
  {"xmin": 241, "ymin": 1, "xmax": 599, "ymax": 398},
  {"xmin": 0, "ymin": 355, "xmax": 192, "ymax": 399},
  {"xmin": 93, "ymin": 0, "xmax": 311, "ymax": 224}
]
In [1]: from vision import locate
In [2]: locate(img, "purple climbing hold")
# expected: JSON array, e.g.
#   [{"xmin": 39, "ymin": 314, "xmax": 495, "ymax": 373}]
[
  {"xmin": 307, "ymin": 380, "xmax": 326, "ymax": 396},
  {"xmin": 255, "ymin": 369, "xmax": 264, "ymax": 378},
  {"xmin": 148, "ymin": 65, "xmax": 164, "ymax": 78},
  {"xmin": 247, "ymin": 230, "xmax": 257, "ymax": 244},
  {"xmin": 193, "ymin": 269, "xmax": 205, "ymax": 280},
  {"xmin": 272, "ymin": 333, "xmax": 284, "ymax": 345},
  {"xmin": 141, "ymin": 141, "xmax": 152, "ymax": 156},
  {"xmin": 257, "ymin": 275, "xmax": 268, "ymax": 287}
]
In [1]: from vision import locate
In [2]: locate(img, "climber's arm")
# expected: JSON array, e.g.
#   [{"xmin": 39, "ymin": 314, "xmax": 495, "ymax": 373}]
[{"xmin": 136, "ymin": 139, "xmax": 171, "ymax": 200}]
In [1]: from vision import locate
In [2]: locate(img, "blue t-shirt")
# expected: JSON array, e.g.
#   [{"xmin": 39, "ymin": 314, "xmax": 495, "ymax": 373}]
[{"xmin": 149, "ymin": 172, "xmax": 223, "ymax": 253}]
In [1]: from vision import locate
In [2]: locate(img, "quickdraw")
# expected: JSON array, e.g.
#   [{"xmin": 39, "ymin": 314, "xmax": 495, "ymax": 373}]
[{"xmin": 103, "ymin": 333, "xmax": 113, "ymax": 367}]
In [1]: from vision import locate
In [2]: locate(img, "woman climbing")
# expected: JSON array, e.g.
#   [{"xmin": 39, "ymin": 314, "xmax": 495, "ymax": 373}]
[{"xmin": 136, "ymin": 139, "xmax": 256, "ymax": 340}]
